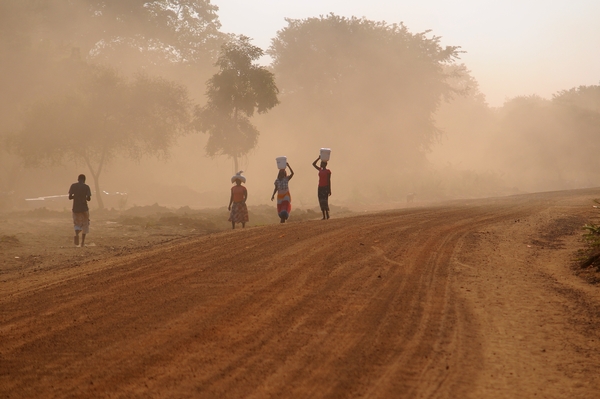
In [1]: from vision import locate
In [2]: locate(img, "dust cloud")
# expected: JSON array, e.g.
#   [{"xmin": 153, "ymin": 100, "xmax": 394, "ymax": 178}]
[{"xmin": 1, "ymin": 3, "xmax": 598, "ymax": 215}]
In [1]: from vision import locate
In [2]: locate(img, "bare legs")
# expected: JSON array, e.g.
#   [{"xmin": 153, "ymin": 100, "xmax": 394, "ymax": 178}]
[
  {"xmin": 279, "ymin": 211, "xmax": 289, "ymax": 224},
  {"xmin": 232, "ymin": 222, "xmax": 246, "ymax": 229},
  {"xmin": 74, "ymin": 231, "xmax": 86, "ymax": 246}
]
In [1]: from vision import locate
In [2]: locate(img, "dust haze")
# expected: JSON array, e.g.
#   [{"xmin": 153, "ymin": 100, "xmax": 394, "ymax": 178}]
[{"xmin": 1, "ymin": 2, "xmax": 599, "ymax": 215}]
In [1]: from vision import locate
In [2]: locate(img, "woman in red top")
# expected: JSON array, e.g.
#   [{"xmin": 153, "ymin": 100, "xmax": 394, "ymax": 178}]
[
  {"xmin": 228, "ymin": 171, "xmax": 249, "ymax": 229},
  {"xmin": 312, "ymin": 156, "xmax": 331, "ymax": 220}
]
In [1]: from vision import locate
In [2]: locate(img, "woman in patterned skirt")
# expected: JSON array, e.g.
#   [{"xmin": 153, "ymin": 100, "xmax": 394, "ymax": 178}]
[
  {"xmin": 271, "ymin": 162, "xmax": 294, "ymax": 223},
  {"xmin": 228, "ymin": 171, "xmax": 249, "ymax": 229}
]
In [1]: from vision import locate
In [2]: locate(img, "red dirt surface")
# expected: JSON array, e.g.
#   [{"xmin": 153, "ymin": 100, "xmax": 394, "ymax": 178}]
[{"xmin": 1, "ymin": 189, "xmax": 600, "ymax": 398}]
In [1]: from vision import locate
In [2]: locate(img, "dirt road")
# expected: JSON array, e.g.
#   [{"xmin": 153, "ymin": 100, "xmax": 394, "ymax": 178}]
[{"xmin": 2, "ymin": 189, "xmax": 600, "ymax": 398}]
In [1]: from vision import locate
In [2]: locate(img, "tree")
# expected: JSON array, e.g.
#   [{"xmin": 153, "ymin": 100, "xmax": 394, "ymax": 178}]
[
  {"xmin": 488, "ymin": 86, "xmax": 600, "ymax": 191},
  {"xmin": 550, "ymin": 86, "xmax": 600, "ymax": 180},
  {"xmin": 0, "ymin": 1, "xmax": 225, "ymax": 207},
  {"xmin": 86, "ymin": 0, "xmax": 225, "ymax": 70},
  {"xmin": 0, "ymin": 1, "xmax": 225, "ymax": 106},
  {"xmin": 10, "ymin": 62, "xmax": 192, "ymax": 209},
  {"xmin": 0, "ymin": 0, "xmax": 224, "ymax": 123},
  {"xmin": 19, "ymin": 0, "xmax": 224, "ymax": 63},
  {"xmin": 194, "ymin": 35, "xmax": 279, "ymax": 171},
  {"xmin": 266, "ymin": 14, "xmax": 462, "ymax": 180},
  {"xmin": 0, "ymin": 0, "xmax": 61, "ymax": 201},
  {"xmin": 430, "ymin": 64, "xmax": 499, "ymax": 170}
]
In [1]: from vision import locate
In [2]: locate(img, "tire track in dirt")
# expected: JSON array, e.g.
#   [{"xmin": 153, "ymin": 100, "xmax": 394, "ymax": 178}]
[
  {"xmin": 1, "ymin": 192, "xmax": 599, "ymax": 398},
  {"xmin": 0, "ymin": 208, "xmax": 517, "ymax": 398},
  {"xmin": 349, "ymin": 207, "xmax": 530, "ymax": 399}
]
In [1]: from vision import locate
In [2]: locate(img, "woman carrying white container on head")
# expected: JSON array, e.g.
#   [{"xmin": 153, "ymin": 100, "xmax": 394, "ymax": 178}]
[
  {"xmin": 312, "ymin": 148, "xmax": 332, "ymax": 220},
  {"xmin": 228, "ymin": 171, "xmax": 248, "ymax": 229},
  {"xmin": 271, "ymin": 157, "xmax": 294, "ymax": 223}
]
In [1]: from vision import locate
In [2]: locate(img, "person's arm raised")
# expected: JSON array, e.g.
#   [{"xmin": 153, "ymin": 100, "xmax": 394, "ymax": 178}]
[{"xmin": 312, "ymin": 157, "xmax": 320, "ymax": 170}]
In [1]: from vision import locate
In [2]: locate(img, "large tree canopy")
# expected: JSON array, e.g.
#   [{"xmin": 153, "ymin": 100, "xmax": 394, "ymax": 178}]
[
  {"xmin": 86, "ymin": 0, "xmax": 224, "ymax": 73},
  {"xmin": 13, "ymin": 0, "xmax": 224, "ymax": 62},
  {"xmin": 267, "ymin": 14, "xmax": 462, "ymax": 171},
  {"xmin": 195, "ymin": 35, "xmax": 279, "ymax": 171},
  {"xmin": 0, "ymin": 0, "xmax": 223, "ymax": 139},
  {"xmin": 10, "ymin": 62, "xmax": 192, "ymax": 209},
  {"xmin": 0, "ymin": 0, "xmax": 224, "ymax": 110},
  {"xmin": 0, "ymin": 0, "xmax": 224, "ymax": 201}
]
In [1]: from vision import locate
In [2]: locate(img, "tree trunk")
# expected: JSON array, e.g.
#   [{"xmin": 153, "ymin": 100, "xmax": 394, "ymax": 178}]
[
  {"xmin": 84, "ymin": 165, "xmax": 104, "ymax": 210},
  {"xmin": 91, "ymin": 173, "xmax": 104, "ymax": 210},
  {"xmin": 232, "ymin": 108, "xmax": 239, "ymax": 173},
  {"xmin": 84, "ymin": 152, "xmax": 106, "ymax": 210}
]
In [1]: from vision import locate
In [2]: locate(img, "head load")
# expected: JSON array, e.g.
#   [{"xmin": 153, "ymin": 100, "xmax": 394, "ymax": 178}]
[{"xmin": 231, "ymin": 171, "xmax": 246, "ymax": 184}]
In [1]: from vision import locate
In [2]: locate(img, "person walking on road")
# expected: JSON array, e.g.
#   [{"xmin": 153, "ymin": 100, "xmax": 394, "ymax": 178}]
[
  {"xmin": 271, "ymin": 162, "xmax": 294, "ymax": 223},
  {"xmin": 228, "ymin": 171, "xmax": 249, "ymax": 229},
  {"xmin": 68, "ymin": 174, "xmax": 91, "ymax": 247},
  {"xmin": 312, "ymin": 156, "xmax": 331, "ymax": 220}
]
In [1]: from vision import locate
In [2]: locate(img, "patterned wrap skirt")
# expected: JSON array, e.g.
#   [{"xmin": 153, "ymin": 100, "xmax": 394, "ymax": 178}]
[
  {"xmin": 277, "ymin": 190, "xmax": 292, "ymax": 220},
  {"xmin": 229, "ymin": 202, "xmax": 249, "ymax": 224},
  {"xmin": 318, "ymin": 186, "xmax": 330, "ymax": 211},
  {"xmin": 72, "ymin": 211, "xmax": 90, "ymax": 234}
]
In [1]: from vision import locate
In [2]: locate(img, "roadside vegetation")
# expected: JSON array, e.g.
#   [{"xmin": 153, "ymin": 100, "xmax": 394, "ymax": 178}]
[
  {"xmin": 116, "ymin": 203, "xmax": 353, "ymax": 231},
  {"xmin": 3, "ymin": 204, "xmax": 353, "ymax": 233},
  {"xmin": 578, "ymin": 199, "xmax": 600, "ymax": 283}
]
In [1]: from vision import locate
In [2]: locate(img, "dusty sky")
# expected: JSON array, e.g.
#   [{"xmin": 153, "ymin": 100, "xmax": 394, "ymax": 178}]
[{"xmin": 213, "ymin": 0, "xmax": 600, "ymax": 107}]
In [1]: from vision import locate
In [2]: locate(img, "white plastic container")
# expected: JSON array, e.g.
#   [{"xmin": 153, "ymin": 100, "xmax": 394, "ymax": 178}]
[
  {"xmin": 231, "ymin": 172, "xmax": 246, "ymax": 184},
  {"xmin": 276, "ymin": 156, "xmax": 287, "ymax": 169},
  {"xmin": 320, "ymin": 148, "xmax": 331, "ymax": 162}
]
